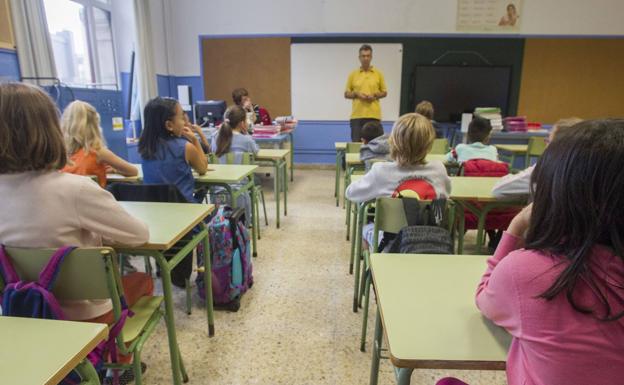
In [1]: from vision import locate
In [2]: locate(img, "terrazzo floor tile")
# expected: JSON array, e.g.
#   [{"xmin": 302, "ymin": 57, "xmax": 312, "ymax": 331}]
[{"xmin": 135, "ymin": 169, "xmax": 507, "ymax": 385}]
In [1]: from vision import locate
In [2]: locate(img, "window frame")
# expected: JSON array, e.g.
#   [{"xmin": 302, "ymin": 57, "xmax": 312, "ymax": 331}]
[{"xmin": 45, "ymin": 0, "xmax": 119, "ymax": 89}]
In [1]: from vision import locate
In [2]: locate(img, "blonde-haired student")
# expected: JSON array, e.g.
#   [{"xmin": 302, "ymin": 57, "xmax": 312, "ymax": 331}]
[
  {"xmin": 346, "ymin": 112, "xmax": 451, "ymax": 203},
  {"xmin": 61, "ymin": 100, "xmax": 138, "ymax": 187}
]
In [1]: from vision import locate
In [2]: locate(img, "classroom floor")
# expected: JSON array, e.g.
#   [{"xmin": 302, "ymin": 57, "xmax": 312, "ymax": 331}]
[{"xmin": 137, "ymin": 169, "xmax": 507, "ymax": 385}]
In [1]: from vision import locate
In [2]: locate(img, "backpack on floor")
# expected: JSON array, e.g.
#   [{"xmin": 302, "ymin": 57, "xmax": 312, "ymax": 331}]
[
  {"xmin": 0, "ymin": 245, "xmax": 132, "ymax": 385},
  {"xmin": 196, "ymin": 206, "xmax": 253, "ymax": 311}
]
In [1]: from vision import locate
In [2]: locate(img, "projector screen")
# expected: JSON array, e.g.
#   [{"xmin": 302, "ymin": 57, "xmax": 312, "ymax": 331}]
[
  {"xmin": 291, "ymin": 43, "xmax": 403, "ymax": 121},
  {"xmin": 412, "ymin": 65, "xmax": 512, "ymax": 123}
]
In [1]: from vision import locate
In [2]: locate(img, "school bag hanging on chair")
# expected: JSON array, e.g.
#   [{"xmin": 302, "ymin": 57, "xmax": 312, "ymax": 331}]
[
  {"xmin": 196, "ymin": 205, "xmax": 253, "ymax": 312},
  {"xmin": 0, "ymin": 245, "xmax": 132, "ymax": 385}
]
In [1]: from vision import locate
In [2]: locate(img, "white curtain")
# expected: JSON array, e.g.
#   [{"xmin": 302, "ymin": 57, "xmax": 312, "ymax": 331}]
[
  {"xmin": 9, "ymin": 0, "xmax": 57, "ymax": 85},
  {"xmin": 132, "ymin": 0, "xmax": 157, "ymax": 116}
]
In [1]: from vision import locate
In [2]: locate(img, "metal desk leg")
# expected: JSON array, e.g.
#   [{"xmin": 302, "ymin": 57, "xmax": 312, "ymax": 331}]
[
  {"xmin": 353, "ymin": 203, "xmax": 366, "ymax": 312},
  {"xmin": 282, "ymin": 160, "xmax": 287, "ymax": 216},
  {"xmin": 273, "ymin": 159, "xmax": 281, "ymax": 228},
  {"xmin": 156, "ymin": 254, "xmax": 183, "ymax": 385},
  {"xmin": 397, "ymin": 368, "xmax": 414, "ymax": 385},
  {"xmin": 369, "ymin": 309, "xmax": 383, "ymax": 385},
  {"xmin": 288, "ymin": 132, "xmax": 294, "ymax": 182},
  {"xmin": 457, "ymin": 202, "xmax": 466, "ymax": 254},
  {"xmin": 335, "ymin": 151, "xmax": 341, "ymax": 199},
  {"xmin": 201, "ymin": 224, "xmax": 215, "ymax": 336}
]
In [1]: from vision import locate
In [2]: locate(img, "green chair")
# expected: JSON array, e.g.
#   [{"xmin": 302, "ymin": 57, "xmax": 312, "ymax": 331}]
[
  {"xmin": 0, "ymin": 247, "xmax": 186, "ymax": 385},
  {"xmin": 357, "ymin": 197, "xmax": 455, "ymax": 352},
  {"xmin": 209, "ymin": 152, "xmax": 268, "ymax": 238},
  {"xmin": 526, "ymin": 136, "xmax": 547, "ymax": 168},
  {"xmin": 429, "ymin": 138, "xmax": 449, "ymax": 154}
]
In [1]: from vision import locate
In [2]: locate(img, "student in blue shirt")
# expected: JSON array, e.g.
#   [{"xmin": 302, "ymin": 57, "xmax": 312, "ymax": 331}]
[{"xmin": 446, "ymin": 117, "xmax": 498, "ymax": 163}]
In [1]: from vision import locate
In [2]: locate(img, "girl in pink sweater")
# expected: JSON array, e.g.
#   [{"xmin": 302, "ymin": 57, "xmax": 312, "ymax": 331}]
[{"xmin": 441, "ymin": 119, "xmax": 624, "ymax": 385}]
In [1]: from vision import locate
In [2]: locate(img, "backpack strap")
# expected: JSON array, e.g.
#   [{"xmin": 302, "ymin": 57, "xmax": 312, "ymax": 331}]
[
  {"xmin": 0, "ymin": 245, "xmax": 19, "ymax": 284},
  {"xmin": 401, "ymin": 198, "xmax": 425, "ymax": 227},
  {"xmin": 38, "ymin": 246, "xmax": 77, "ymax": 291}
]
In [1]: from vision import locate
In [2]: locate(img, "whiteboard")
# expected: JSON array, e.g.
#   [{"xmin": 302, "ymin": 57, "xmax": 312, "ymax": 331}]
[{"xmin": 291, "ymin": 43, "xmax": 403, "ymax": 121}]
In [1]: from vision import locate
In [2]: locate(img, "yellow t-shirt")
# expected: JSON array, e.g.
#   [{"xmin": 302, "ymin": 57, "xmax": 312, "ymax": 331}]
[{"xmin": 344, "ymin": 66, "xmax": 387, "ymax": 120}]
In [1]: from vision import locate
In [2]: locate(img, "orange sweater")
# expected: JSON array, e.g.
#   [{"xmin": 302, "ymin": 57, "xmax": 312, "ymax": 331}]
[{"xmin": 63, "ymin": 148, "xmax": 107, "ymax": 187}]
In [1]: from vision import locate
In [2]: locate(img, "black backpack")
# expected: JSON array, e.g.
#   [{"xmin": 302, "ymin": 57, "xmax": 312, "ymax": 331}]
[{"xmin": 383, "ymin": 198, "xmax": 454, "ymax": 255}]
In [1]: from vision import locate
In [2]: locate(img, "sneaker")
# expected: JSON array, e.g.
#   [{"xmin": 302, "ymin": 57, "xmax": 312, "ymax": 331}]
[{"xmin": 103, "ymin": 362, "xmax": 147, "ymax": 385}]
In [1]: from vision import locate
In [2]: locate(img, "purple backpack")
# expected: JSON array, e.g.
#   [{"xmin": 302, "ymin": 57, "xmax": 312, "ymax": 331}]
[
  {"xmin": 196, "ymin": 206, "xmax": 253, "ymax": 311},
  {"xmin": 0, "ymin": 245, "xmax": 132, "ymax": 385}
]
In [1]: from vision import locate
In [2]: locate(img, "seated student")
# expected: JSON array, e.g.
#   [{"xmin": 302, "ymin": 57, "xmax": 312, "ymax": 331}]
[
  {"xmin": 0, "ymin": 84, "xmax": 151, "ymax": 382},
  {"xmin": 139, "ymin": 97, "xmax": 208, "ymax": 203},
  {"xmin": 415, "ymin": 100, "xmax": 434, "ymax": 121},
  {"xmin": 183, "ymin": 111, "xmax": 211, "ymax": 154},
  {"xmin": 446, "ymin": 116, "xmax": 498, "ymax": 164},
  {"xmin": 359, "ymin": 120, "xmax": 390, "ymax": 171},
  {"xmin": 232, "ymin": 87, "xmax": 272, "ymax": 126},
  {"xmin": 469, "ymin": 119, "xmax": 624, "ymax": 385},
  {"xmin": 346, "ymin": 113, "xmax": 451, "ymax": 247},
  {"xmin": 416, "ymin": 100, "xmax": 444, "ymax": 138},
  {"xmin": 210, "ymin": 105, "xmax": 259, "ymax": 224},
  {"xmin": 60, "ymin": 101, "xmax": 138, "ymax": 187},
  {"xmin": 492, "ymin": 117, "xmax": 583, "ymax": 198}
]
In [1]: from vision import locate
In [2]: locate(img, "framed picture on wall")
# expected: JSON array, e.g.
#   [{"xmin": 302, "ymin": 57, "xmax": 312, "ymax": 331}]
[{"xmin": 456, "ymin": 0, "xmax": 523, "ymax": 32}]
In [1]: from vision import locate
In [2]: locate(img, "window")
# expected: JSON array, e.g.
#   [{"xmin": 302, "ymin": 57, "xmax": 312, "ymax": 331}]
[{"xmin": 43, "ymin": 0, "xmax": 117, "ymax": 89}]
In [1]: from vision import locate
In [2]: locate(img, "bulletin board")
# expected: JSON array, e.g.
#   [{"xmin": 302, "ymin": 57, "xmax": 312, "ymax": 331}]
[
  {"xmin": 201, "ymin": 37, "xmax": 291, "ymax": 117},
  {"xmin": 517, "ymin": 38, "xmax": 624, "ymax": 122}
]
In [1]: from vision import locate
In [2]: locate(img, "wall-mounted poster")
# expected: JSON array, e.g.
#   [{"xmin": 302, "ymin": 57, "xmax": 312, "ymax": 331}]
[{"xmin": 457, "ymin": 0, "xmax": 523, "ymax": 32}]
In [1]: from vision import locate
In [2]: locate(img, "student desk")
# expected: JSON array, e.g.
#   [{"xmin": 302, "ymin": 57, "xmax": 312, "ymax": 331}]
[
  {"xmin": 369, "ymin": 253, "xmax": 510, "ymax": 385},
  {"xmin": 254, "ymin": 129, "xmax": 295, "ymax": 182},
  {"xmin": 115, "ymin": 201, "xmax": 214, "ymax": 385},
  {"xmin": 0, "ymin": 317, "xmax": 108, "ymax": 385},
  {"xmin": 495, "ymin": 144, "xmax": 528, "ymax": 169},
  {"xmin": 194, "ymin": 164, "xmax": 259, "ymax": 257},
  {"xmin": 450, "ymin": 177, "xmax": 527, "ymax": 253},
  {"xmin": 255, "ymin": 149, "xmax": 290, "ymax": 228}
]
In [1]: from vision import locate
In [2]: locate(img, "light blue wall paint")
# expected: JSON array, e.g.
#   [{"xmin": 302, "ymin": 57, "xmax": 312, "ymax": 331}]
[{"xmin": 0, "ymin": 49, "xmax": 20, "ymax": 81}]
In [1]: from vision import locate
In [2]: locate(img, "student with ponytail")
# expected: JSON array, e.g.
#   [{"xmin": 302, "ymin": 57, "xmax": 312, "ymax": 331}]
[
  {"xmin": 212, "ymin": 104, "xmax": 259, "ymax": 159},
  {"xmin": 210, "ymin": 105, "xmax": 259, "ymax": 224}
]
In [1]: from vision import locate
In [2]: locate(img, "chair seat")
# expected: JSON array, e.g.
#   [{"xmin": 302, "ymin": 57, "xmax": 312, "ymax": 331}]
[{"xmin": 123, "ymin": 295, "xmax": 164, "ymax": 343}]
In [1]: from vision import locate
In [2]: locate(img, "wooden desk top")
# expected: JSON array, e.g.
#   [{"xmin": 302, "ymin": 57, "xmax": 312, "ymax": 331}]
[
  {"xmin": 194, "ymin": 164, "xmax": 258, "ymax": 184},
  {"xmin": 370, "ymin": 253, "xmax": 510, "ymax": 369},
  {"xmin": 495, "ymin": 144, "xmax": 528, "ymax": 154},
  {"xmin": 119, "ymin": 201, "xmax": 214, "ymax": 250},
  {"xmin": 255, "ymin": 149, "xmax": 291, "ymax": 160},
  {"xmin": 0, "ymin": 317, "xmax": 108, "ymax": 385}
]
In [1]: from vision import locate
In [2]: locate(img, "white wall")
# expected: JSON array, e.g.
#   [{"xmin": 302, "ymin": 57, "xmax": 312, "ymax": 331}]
[{"xmin": 163, "ymin": 0, "xmax": 624, "ymax": 76}]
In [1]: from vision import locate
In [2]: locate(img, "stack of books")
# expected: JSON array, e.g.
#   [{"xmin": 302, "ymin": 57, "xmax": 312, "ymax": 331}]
[
  {"xmin": 503, "ymin": 116, "xmax": 528, "ymax": 132},
  {"xmin": 275, "ymin": 116, "xmax": 298, "ymax": 131},
  {"xmin": 252, "ymin": 125, "xmax": 281, "ymax": 139},
  {"xmin": 474, "ymin": 107, "xmax": 503, "ymax": 131}
]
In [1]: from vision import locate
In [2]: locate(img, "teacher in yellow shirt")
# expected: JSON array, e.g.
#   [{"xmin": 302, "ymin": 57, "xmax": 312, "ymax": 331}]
[{"xmin": 344, "ymin": 44, "xmax": 388, "ymax": 142}]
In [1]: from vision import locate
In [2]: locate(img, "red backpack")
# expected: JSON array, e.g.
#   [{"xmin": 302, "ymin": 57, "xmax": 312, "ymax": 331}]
[{"xmin": 461, "ymin": 159, "xmax": 520, "ymax": 230}]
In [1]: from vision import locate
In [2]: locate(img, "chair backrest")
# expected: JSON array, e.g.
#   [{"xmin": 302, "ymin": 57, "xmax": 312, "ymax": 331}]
[
  {"xmin": 430, "ymin": 138, "xmax": 449, "ymax": 154},
  {"xmin": 107, "ymin": 183, "xmax": 189, "ymax": 203},
  {"xmin": 346, "ymin": 142, "xmax": 363, "ymax": 153},
  {"xmin": 0, "ymin": 247, "xmax": 117, "ymax": 302},
  {"xmin": 461, "ymin": 159, "xmax": 509, "ymax": 177},
  {"xmin": 208, "ymin": 152, "xmax": 253, "ymax": 165},
  {"xmin": 528, "ymin": 136, "xmax": 547, "ymax": 157}
]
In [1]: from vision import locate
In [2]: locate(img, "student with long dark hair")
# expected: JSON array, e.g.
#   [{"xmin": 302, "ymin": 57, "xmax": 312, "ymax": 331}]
[
  {"xmin": 468, "ymin": 119, "xmax": 624, "ymax": 385},
  {"xmin": 139, "ymin": 97, "xmax": 208, "ymax": 203}
]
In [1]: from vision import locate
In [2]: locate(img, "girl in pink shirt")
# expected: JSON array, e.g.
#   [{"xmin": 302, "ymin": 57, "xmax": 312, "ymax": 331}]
[{"xmin": 440, "ymin": 119, "xmax": 624, "ymax": 385}]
